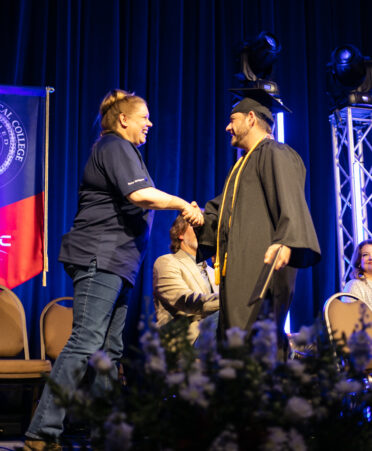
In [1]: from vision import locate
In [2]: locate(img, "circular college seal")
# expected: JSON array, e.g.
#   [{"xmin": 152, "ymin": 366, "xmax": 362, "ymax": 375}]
[{"xmin": 0, "ymin": 101, "xmax": 28, "ymax": 188}]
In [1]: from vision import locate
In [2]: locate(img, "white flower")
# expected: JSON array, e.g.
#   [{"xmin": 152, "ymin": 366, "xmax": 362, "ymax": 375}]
[
  {"xmin": 288, "ymin": 428, "xmax": 307, "ymax": 451},
  {"xmin": 219, "ymin": 359, "xmax": 244, "ymax": 369},
  {"xmin": 263, "ymin": 427, "xmax": 307, "ymax": 451},
  {"xmin": 104, "ymin": 412, "xmax": 133, "ymax": 451},
  {"xmin": 146, "ymin": 355, "xmax": 166, "ymax": 373},
  {"xmin": 285, "ymin": 396, "xmax": 313, "ymax": 420},
  {"xmin": 348, "ymin": 330, "xmax": 372, "ymax": 372},
  {"xmin": 286, "ymin": 359, "xmax": 305, "ymax": 376},
  {"xmin": 179, "ymin": 385, "xmax": 208, "ymax": 408},
  {"xmin": 334, "ymin": 379, "xmax": 362, "ymax": 394},
  {"xmin": 140, "ymin": 330, "xmax": 162, "ymax": 350},
  {"xmin": 204, "ymin": 382, "xmax": 216, "ymax": 395},
  {"xmin": 291, "ymin": 325, "xmax": 315, "ymax": 347},
  {"xmin": 188, "ymin": 372, "xmax": 215, "ymax": 394},
  {"xmin": 178, "ymin": 369, "xmax": 214, "ymax": 407},
  {"xmin": 252, "ymin": 320, "xmax": 277, "ymax": 368},
  {"xmin": 262, "ymin": 427, "xmax": 287, "ymax": 450},
  {"xmin": 197, "ymin": 317, "xmax": 219, "ymax": 362},
  {"xmin": 191, "ymin": 359, "xmax": 204, "ymax": 373},
  {"xmin": 166, "ymin": 372, "xmax": 185, "ymax": 385},
  {"xmin": 209, "ymin": 426, "xmax": 238, "ymax": 450},
  {"xmin": 139, "ymin": 328, "xmax": 167, "ymax": 374},
  {"xmin": 189, "ymin": 372, "xmax": 210, "ymax": 386},
  {"xmin": 300, "ymin": 373, "xmax": 312, "ymax": 384},
  {"xmin": 216, "ymin": 359, "xmax": 242, "ymax": 382},
  {"xmin": 89, "ymin": 351, "xmax": 113, "ymax": 373},
  {"xmin": 218, "ymin": 367, "xmax": 237, "ymax": 379},
  {"xmin": 226, "ymin": 327, "xmax": 247, "ymax": 348}
]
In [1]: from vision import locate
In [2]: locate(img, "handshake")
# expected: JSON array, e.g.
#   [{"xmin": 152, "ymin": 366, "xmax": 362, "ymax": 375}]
[{"xmin": 181, "ymin": 200, "xmax": 204, "ymax": 227}]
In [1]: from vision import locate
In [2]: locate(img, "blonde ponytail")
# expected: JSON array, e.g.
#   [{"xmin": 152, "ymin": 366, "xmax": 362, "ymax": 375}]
[{"xmin": 99, "ymin": 89, "xmax": 146, "ymax": 133}]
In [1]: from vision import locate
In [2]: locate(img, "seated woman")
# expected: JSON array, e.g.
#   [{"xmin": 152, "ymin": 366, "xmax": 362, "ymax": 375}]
[{"xmin": 343, "ymin": 239, "xmax": 372, "ymax": 310}]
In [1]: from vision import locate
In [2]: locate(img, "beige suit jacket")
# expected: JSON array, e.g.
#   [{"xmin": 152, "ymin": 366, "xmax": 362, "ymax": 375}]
[{"xmin": 153, "ymin": 249, "xmax": 219, "ymax": 343}]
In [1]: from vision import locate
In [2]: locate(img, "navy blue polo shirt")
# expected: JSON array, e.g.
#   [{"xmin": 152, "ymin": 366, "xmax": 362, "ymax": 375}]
[{"xmin": 59, "ymin": 133, "xmax": 155, "ymax": 285}]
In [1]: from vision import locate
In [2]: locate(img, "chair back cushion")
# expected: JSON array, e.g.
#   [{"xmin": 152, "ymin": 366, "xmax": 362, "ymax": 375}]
[
  {"xmin": 43, "ymin": 302, "xmax": 73, "ymax": 360},
  {"xmin": 327, "ymin": 299, "xmax": 368, "ymax": 347},
  {"xmin": 326, "ymin": 295, "xmax": 372, "ymax": 369},
  {"xmin": 0, "ymin": 287, "xmax": 25, "ymax": 356}
]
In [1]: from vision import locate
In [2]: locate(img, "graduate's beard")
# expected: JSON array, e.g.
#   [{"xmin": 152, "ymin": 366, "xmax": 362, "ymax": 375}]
[{"xmin": 231, "ymin": 126, "xmax": 250, "ymax": 148}]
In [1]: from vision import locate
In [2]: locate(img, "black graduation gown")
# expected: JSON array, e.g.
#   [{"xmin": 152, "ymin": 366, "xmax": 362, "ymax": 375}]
[{"xmin": 196, "ymin": 138, "xmax": 321, "ymax": 341}]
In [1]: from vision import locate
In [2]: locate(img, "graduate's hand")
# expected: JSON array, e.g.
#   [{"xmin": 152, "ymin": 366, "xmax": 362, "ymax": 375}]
[
  {"xmin": 192, "ymin": 201, "xmax": 205, "ymax": 227},
  {"xmin": 181, "ymin": 201, "xmax": 204, "ymax": 227},
  {"xmin": 264, "ymin": 244, "xmax": 291, "ymax": 270},
  {"xmin": 190, "ymin": 201, "xmax": 204, "ymax": 227}
]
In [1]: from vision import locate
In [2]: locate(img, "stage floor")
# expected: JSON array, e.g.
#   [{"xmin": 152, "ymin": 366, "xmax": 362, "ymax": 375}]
[{"xmin": 0, "ymin": 439, "xmax": 92, "ymax": 450}]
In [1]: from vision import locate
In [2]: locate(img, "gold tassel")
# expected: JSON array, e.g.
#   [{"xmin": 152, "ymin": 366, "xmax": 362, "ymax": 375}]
[
  {"xmin": 214, "ymin": 263, "xmax": 220, "ymax": 285},
  {"xmin": 222, "ymin": 253, "xmax": 227, "ymax": 276}
]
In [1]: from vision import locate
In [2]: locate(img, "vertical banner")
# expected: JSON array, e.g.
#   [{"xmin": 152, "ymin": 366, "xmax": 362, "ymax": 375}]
[{"xmin": 0, "ymin": 85, "xmax": 53, "ymax": 288}]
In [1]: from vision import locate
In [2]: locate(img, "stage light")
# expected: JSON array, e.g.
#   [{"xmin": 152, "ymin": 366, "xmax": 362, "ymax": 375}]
[
  {"xmin": 331, "ymin": 45, "xmax": 365, "ymax": 88},
  {"xmin": 235, "ymin": 31, "xmax": 281, "ymax": 95},
  {"xmin": 326, "ymin": 44, "xmax": 372, "ymax": 111},
  {"xmin": 244, "ymin": 31, "xmax": 281, "ymax": 79}
]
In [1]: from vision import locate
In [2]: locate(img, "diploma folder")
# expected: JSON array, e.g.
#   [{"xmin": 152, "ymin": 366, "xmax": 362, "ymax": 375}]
[{"xmin": 247, "ymin": 246, "xmax": 283, "ymax": 306}]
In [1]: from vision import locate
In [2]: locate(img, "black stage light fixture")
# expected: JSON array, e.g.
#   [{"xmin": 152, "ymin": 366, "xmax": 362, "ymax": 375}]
[
  {"xmin": 235, "ymin": 31, "xmax": 282, "ymax": 96},
  {"xmin": 326, "ymin": 44, "xmax": 372, "ymax": 111}
]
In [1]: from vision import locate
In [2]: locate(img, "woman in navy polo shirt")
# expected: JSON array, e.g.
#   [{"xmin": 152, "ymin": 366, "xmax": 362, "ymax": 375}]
[{"xmin": 24, "ymin": 89, "xmax": 203, "ymax": 450}]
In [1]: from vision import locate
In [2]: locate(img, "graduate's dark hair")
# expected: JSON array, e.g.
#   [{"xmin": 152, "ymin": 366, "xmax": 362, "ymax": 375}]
[
  {"xmin": 169, "ymin": 215, "xmax": 189, "ymax": 254},
  {"xmin": 351, "ymin": 239, "xmax": 372, "ymax": 279},
  {"xmin": 254, "ymin": 111, "xmax": 272, "ymax": 133}
]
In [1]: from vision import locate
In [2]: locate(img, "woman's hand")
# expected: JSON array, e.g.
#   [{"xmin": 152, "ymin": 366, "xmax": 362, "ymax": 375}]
[
  {"xmin": 181, "ymin": 201, "xmax": 204, "ymax": 227},
  {"xmin": 127, "ymin": 188, "xmax": 204, "ymax": 227}
]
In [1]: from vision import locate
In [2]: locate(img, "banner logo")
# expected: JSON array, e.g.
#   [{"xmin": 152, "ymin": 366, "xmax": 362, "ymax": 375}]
[
  {"xmin": 0, "ymin": 102, "xmax": 28, "ymax": 188},
  {"xmin": 0, "ymin": 234, "xmax": 11, "ymax": 254}
]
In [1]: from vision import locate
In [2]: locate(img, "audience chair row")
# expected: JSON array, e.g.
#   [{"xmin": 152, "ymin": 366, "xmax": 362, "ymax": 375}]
[{"xmin": 0, "ymin": 284, "xmax": 73, "ymax": 434}]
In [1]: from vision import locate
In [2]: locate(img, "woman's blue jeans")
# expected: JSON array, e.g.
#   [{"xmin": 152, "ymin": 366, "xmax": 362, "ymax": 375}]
[{"xmin": 26, "ymin": 259, "xmax": 131, "ymax": 440}]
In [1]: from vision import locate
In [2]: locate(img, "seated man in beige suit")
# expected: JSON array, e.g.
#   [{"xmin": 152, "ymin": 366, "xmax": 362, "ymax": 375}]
[{"xmin": 153, "ymin": 215, "xmax": 219, "ymax": 344}]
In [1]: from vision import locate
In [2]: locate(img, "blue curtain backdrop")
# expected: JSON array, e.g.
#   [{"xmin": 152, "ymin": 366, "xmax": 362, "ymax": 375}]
[{"xmin": 1, "ymin": 0, "xmax": 371, "ymax": 355}]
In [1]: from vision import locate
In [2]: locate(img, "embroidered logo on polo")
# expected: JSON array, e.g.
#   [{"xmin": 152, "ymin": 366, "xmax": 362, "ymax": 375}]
[
  {"xmin": 128, "ymin": 178, "xmax": 147, "ymax": 185},
  {"xmin": 0, "ymin": 102, "xmax": 28, "ymax": 188}
]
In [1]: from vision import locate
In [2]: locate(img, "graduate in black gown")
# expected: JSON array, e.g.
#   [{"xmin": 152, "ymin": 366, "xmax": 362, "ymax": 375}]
[{"xmin": 196, "ymin": 89, "xmax": 321, "ymax": 352}]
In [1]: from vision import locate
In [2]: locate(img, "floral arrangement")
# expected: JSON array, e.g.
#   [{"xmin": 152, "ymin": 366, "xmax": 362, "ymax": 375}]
[{"xmin": 50, "ymin": 312, "xmax": 372, "ymax": 451}]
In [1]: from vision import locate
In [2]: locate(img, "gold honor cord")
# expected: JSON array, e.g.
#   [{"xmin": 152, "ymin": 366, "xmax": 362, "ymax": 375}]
[
  {"xmin": 42, "ymin": 86, "xmax": 55, "ymax": 287},
  {"xmin": 214, "ymin": 136, "xmax": 269, "ymax": 285}
]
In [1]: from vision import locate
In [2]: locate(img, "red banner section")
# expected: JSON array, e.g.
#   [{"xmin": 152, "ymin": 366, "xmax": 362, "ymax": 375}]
[{"xmin": 0, "ymin": 192, "xmax": 44, "ymax": 288}]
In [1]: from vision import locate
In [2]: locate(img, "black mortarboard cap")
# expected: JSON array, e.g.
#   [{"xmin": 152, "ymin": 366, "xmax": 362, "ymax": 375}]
[{"xmin": 229, "ymin": 88, "xmax": 292, "ymax": 126}]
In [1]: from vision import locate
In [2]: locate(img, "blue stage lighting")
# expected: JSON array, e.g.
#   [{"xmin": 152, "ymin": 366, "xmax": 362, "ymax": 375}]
[
  {"xmin": 331, "ymin": 45, "xmax": 366, "ymax": 88},
  {"xmin": 236, "ymin": 31, "xmax": 281, "ymax": 96},
  {"xmin": 327, "ymin": 44, "xmax": 372, "ymax": 111}
]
